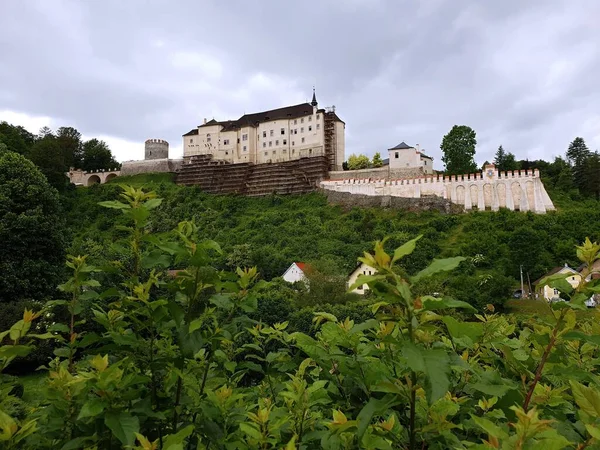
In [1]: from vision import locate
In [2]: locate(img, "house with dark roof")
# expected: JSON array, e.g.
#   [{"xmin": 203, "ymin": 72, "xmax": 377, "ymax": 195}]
[
  {"xmin": 388, "ymin": 142, "xmax": 434, "ymax": 174},
  {"xmin": 182, "ymin": 90, "xmax": 345, "ymax": 170}
]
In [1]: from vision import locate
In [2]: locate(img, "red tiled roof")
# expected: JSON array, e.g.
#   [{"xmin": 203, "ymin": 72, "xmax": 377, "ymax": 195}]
[{"xmin": 295, "ymin": 262, "xmax": 306, "ymax": 271}]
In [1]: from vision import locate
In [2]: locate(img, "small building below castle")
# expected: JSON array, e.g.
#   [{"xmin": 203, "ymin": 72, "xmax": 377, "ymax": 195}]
[
  {"xmin": 388, "ymin": 142, "xmax": 434, "ymax": 175},
  {"xmin": 182, "ymin": 90, "xmax": 346, "ymax": 171}
]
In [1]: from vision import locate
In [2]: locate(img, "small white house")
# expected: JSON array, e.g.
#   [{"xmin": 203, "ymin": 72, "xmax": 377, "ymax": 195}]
[
  {"xmin": 534, "ymin": 264, "xmax": 597, "ymax": 307},
  {"xmin": 348, "ymin": 262, "xmax": 377, "ymax": 295},
  {"xmin": 388, "ymin": 142, "xmax": 434, "ymax": 174},
  {"xmin": 282, "ymin": 262, "xmax": 308, "ymax": 284}
]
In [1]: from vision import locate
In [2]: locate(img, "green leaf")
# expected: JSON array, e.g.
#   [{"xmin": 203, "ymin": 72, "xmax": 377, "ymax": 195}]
[
  {"xmin": 563, "ymin": 330, "xmax": 600, "ymax": 346},
  {"xmin": 471, "ymin": 415, "xmax": 508, "ymax": 439},
  {"xmin": 189, "ymin": 318, "xmax": 204, "ymax": 334},
  {"xmin": 210, "ymin": 294, "xmax": 234, "ymax": 310},
  {"xmin": 356, "ymin": 394, "xmax": 400, "ymax": 440},
  {"xmin": 0, "ymin": 409, "xmax": 17, "ymax": 440},
  {"xmin": 143, "ymin": 198, "xmax": 163, "ymax": 210},
  {"xmin": 411, "ymin": 257, "xmax": 466, "ymax": 283},
  {"xmin": 423, "ymin": 296, "xmax": 477, "ymax": 313},
  {"xmin": 442, "ymin": 316, "xmax": 483, "ymax": 347},
  {"xmin": 104, "ymin": 411, "xmax": 139, "ymax": 446},
  {"xmin": 77, "ymin": 398, "xmax": 106, "ymax": 420},
  {"xmin": 585, "ymin": 424, "xmax": 600, "ymax": 440},
  {"xmin": 391, "ymin": 235, "xmax": 422, "ymax": 264},
  {"xmin": 163, "ymin": 424, "xmax": 194, "ymax": 450},
  {"xmin": 60, "ymin": 437, "xmax": 96, "ymax": 450},
  {"xmin": 570, "ymin": 381, "xmax": 600, "ymax": 417},
  {"xmin": 422, "ymin": 348, "xmax": 451, "ymax": 403},
  {"xmin": 0, "ymin": 345, "xmax": 32, "ymax": 360},
  {"xmin": 401, "ymin": 343, "xmax": 450, "ymax": 403},
  {"xmin": 240, "ymin": 422, "xmax": 262, "ymax": 441},
  {"xmin": 98, "ymin": 200, "xmax": 130, "ymax": 210}
]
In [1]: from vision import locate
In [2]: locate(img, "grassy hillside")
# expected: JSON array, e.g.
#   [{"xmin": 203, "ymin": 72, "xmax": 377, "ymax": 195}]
[{"xmin": 60, "ymin": 174, "xmax": 600, "ymax": 307}]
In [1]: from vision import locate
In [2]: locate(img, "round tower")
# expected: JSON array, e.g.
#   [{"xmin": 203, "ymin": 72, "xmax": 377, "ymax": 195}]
[{"xmin": 145, "ymin": 139, "xmax": 169, "ymax": 160}]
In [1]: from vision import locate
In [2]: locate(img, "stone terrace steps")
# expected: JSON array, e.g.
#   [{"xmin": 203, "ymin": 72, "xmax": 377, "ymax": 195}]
[{"xmin": 175, "ymin": 155, "xmax": 328, "ymax": 196}]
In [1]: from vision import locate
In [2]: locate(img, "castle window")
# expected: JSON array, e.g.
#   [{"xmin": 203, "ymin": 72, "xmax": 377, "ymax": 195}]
[
  {"xmin": 292, "ymin": 141, "xmax": 295, "ymax": 146},
  {"xmin": 302, "ymin": 137, "xmax": 305, "ymax": 143},
  {"xmin": 309, "ymin": 148, "xmax": 312, "ymax": 153},
  {"xmin": 263, "ymin": 131, "xmax": 266, "ymax": 138},
  {"xmin": 237, "ymin": 138, "xmax": 240, "ymax": 144},
  {"xmin": 395, "ymin": 152, "xmax": 399, "ymax": 159},
  {"xmin": 243, "ymin": 146, "xmax": 247, "ymax": 151},
  {"xmin": 281, "ymin": 128, "xmax": 285, "ymax": 135},
  {"xmin": 424, "ymin": 160, "xmax": 427, "ymax": 165},
  {"xmin": 294, "ymin": 119, "xmax": 297, "ymax": 125},
  {"xmin": 242, "ymin": 134, "xmax": 248, "ymax": 141},
  {"xmin": 294, "ymin": 129, "xmax": 297, "ymax": 135},
  {"xmin": 316, "ymin": 114, "xmax": 320, "ymax": 119},
  {"xmin": 316, "ymin": 124, "xmax": 320, "ymax": 130},
  {"xmin": 189, "ymin": 138, "xmax": 193, "ymax": 143},
  {"xmin": 308, "ymin": 116, "xmax": 312, "ymax": 122},
  {"xmin": 283, "ymin": 149, "xmax": 287, "ymax": 152},
  {"xmin": 263, "ymin": 142, "xmax": 266, "ymax": 148},
  {"xmin": 269, "ymin": 141, "xmax": 272, "ymax": 147},
  {"xmin": 264, "ymin": 152, "xmax": 268, "ymax": 156},
  {"xmin": 301, "ymin": 127, "xmax": 304, "ymax": 133},
  {"xmin": 272, "ymin": 150, "xmax": 276, "ymax": 155},
  {"xmin": 292, "ymin": 149, "xmax": 295, "ymax": 154},
  {"xmin": 283, "ymin": 139, "xmax": 287, "ymax": 145},
  {"xmin": 223, "ymin": 139, "xmax": 229, "ymax": 145},
  {"xmin": 301, "ymin": 118, "xmax": 304, "ymax": 123},
  {"xmin": 275, "ymin": 140, "xmax": 279, "ymax": 145},
  {"xmin": 225, "ymin": 151, "xmax": 229, "ymax": 155},
  {"xmin": 270, "ymin": 130, "xmax": 274, "ymax": 137},
  {"xmin": 308, "ymin": 126, "xmax": 312, "ymax": 132},
  {"xmin": 207, "ymin": 137, "xmax": 211, "ymax": 142}
]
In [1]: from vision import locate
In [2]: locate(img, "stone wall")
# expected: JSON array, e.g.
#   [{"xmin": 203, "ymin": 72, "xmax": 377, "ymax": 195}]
[
  {"xmin": 328, "ymin": 166, "xmax": 425, "ymax": 180},
  {"xmin": 120, "ymin": 158, "xmax": 183, "ymax": 176},
  {"xmin": 322, "ymin": 190, "xmax": 463, "ymax": 214},
  {"xmin": 321, "ymin": 167, "xmax": 556, "ymax": 214}
]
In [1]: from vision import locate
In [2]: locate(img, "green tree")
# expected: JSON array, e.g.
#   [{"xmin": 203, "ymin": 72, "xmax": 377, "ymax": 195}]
[
  {"xmin": 0, "ymin": 122, "xmax": 33, "ymax": 156},
  {"xmin": 346, "ymin": 154, "xmax": 370, "ymax": 170},
  {"xmin": 494, "ymin": 145, "xmax": 519, "ymax": 171},
  {"xmin": 371, "ymin": 152, "xmax": 384, "ymax": 168},
  {"xmin": 0, "ymin": 151, "xmax": 66, "ymax": 302},
  {"xmin": 56, "ymin": 126, "xmax": 83, "ymax": 169},
  {"xmin": 440, "ymin": 125, "xmax": 477, "ymax": 174},
  {"xmin": 566, "ymin": 137, "xmax": 590, "ymax": 193},
  {"xmin": 28, "ymin": 135, "xmax": 69, "ymax": 190},
  {"xmin": 81, "ymin": 138, "xmax": 120, "ymax": 172},
  {"xmin": 581, "ymin": 152, "xmax": 600, "ymax": 199}
]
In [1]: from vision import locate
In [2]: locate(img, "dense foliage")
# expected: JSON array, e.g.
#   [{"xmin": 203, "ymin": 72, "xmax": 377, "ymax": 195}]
[
  {"xmin": 0, "ymin": 187, "xmax": 599, "ymax": 449},
  {"xmin": 0, "ymin": 122, "xmax": 120, "ymax": 190},
  {"xmin": 0, "ymin": 151, "xmax": 66, "ymax": 303},
  {"xmin": 440, "ymin": 125, "xmax": 477, "ymax": 174}
]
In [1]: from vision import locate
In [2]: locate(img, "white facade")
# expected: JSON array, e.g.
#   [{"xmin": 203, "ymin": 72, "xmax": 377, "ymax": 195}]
[
  {"xmin": 537, "ymin": 265, "xmax": 597, "ymax": 307},
  {"xmin": 183, "ymin": 97, "xmax": 345, "ymax": 170},
  {"xmin": 388, "ymin": 142, "xmax": 434, "ymax": 175},
  {"xmin": 321, "ymin": 164, "xmax": 555, "ymax": 214},
  {"xmin": 348, "ymin": 262, "xmax": 377, "ymax": 295},
  {"xmin": 282, "ymin": 262, "xmax": 307, "ymax": 284}
]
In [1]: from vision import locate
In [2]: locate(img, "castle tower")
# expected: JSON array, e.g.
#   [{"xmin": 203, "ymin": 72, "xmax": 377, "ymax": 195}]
[{"xmin": 145, "ymin": 139, "xmax": 169, "ymax": 160}]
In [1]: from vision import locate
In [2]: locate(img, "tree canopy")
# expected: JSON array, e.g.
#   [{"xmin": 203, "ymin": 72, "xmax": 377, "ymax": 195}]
[
  {"xmin": 347, "ymin": 154, "xmax": 371, "ymax": 170},
  {"xmin": 0, "ymin": 151, "xmax": 66, "ymax": 302},
  {"xmin": 494, "ymin": 145, "xmax": 519, "ymax": 172},
  {"xmin": 440, "ymin": 125, "xmax": 477, "ymax": 174}
]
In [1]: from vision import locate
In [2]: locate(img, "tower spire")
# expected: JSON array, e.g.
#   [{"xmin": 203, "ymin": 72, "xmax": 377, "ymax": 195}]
[{"xmin": 311, "ymin": 87, "xmax": 318, "ymax": 107}]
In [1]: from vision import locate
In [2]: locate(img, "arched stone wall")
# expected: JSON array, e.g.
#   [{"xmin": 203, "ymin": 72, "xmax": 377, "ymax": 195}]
[{"xmin": 87, "ymin": 175, "xmax": 101, "ymax": 186}]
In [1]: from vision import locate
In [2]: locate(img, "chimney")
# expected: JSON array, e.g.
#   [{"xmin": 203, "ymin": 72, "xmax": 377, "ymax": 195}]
[
  {"xmin": 416, "ymin": 143, "xmax": 420, "ymax": 151},
  {"xmin": 203, "ymin": 118, "xmax": 207, "ymax": 125}
]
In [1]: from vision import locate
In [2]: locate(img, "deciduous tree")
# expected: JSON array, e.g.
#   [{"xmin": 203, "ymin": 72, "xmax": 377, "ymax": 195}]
[
  {"xmin": 346, "ymin": 153, "xmax": 370, "ymax": 170},
  {"xmin": 371, "ymin": 152, "xmax": 384, "ymax": 168},
  {"xmin": 81, "ymin": 138, "xmax": 120, "ymax": 172},
  {"xmin": 0, "ymin": 151, "xmax": 66, "ymax": 302},
  {"xmin": 440, "ymin": 125, "xmax": 477, "ymax": 174}
]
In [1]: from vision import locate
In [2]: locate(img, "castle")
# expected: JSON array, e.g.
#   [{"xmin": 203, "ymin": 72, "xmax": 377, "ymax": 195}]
[{"xmin": 182, "ymin": 90, "xmax": 345, "ymax": 171}]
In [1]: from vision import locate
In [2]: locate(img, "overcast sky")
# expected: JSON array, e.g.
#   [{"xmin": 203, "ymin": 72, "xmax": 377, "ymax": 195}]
[{"xmin": 1, "ymin": 0, "xmax": 599, "ymax": 169}]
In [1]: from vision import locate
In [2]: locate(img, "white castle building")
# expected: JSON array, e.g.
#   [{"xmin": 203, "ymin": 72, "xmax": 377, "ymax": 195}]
[{"xmin": 182, "ymin": 90, "xmax": 346, "ymax": 170}]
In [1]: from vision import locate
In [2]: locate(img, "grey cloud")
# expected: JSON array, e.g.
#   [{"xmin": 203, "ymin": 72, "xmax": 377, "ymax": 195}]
[{"xmin": 1, "ymin": 0, "xmax": 599, "ymax": 166}]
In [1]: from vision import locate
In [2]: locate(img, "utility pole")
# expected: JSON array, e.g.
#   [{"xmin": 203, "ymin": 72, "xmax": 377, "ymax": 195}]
[{"xmin": 520, "ymin": 265, "xmax": 525, "ymax": 299}]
